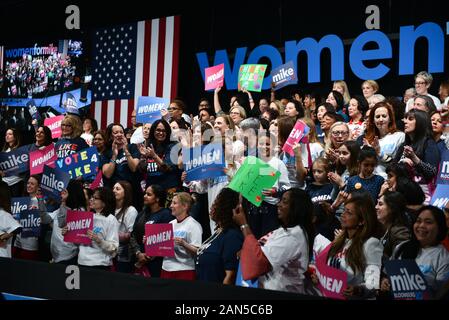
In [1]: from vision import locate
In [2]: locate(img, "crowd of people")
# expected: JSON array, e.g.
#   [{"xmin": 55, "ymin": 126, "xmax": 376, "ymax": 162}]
[{"xmin": 1, "ymin": 70, "xmax": 449, "ymax": 300}]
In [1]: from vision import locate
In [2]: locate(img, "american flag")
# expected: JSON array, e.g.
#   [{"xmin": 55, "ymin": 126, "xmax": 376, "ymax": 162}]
[{"xmin": 90, "ymin": 16, "xmax": 180, "ymax": 129}]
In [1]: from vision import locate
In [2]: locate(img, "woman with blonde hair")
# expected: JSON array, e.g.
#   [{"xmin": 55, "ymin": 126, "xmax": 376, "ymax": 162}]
[
  {"xmin": 333, "ymin": 80, "xmax": 351, "ymax": 107},
  {"xmin": 361, "ymin": 80, "xmax": 379, "ymax": 101},
  {"xmin": 325, "ymin": 122, "xmax": 350, "ymax": 164},
  {"xmin": 55, "ymin": 114, "xmax": 89, "ymax": 159}
]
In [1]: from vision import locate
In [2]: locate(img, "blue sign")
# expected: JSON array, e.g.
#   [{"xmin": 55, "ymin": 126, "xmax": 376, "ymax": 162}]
[
  {"xmin": 0, "ymin": 145, "xmax": 30, "ymax": 176},
  {"xmin": 56, "ymin": 146, "xmax": 99, "ymax": 179},
  {"xmin": 182, "ymin": 144, "xmax": 226, "ymax": 181},
  {"xmin": 26, "ymin": 99, "xmax": 41, "ymax": 121},
  {"xmin": 271, "ymin": 60, "xmax": 297, "ymax": 91},
  {"xmin": 136, "ymin": 96, "xmax": 170, "ymax": 124},
  {"xmin": 64, "ymin": 92, "xmax": 79, "ymax": 115},
  {"xmin": 40, "ymin": 165, "xmax": 71, "ymax": 201},
  {"xmin": 197, "ymin": 22, "xmax": 445, "ymax": 90},
  {"xmin": 430, "ymin": 184, "xmax": 449, "ymax": 209},
  {"xmin": 384, "ymin": 259, "xmax": 428, "ymax": 300},
  {"xmin": 436, "ymin": 149, "xmax": 449, "ymax": 185},
  {"xmin": 11, "ymin": 197, "xmax": 32, "ymax": 217},
  {"xmin": 17, "ymin": 209, "xmax": 41, "ymax": 238},
  {"xmin": 235, "ymin": 261, "xmax": 258, "ymax": 288}
]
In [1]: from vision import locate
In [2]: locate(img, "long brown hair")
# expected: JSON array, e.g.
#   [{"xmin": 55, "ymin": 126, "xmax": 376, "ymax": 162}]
[
  {"xmin": 327, "ymin": 197, "xmax": 380, "ymax": 274},
  {"xmin": 115, "ymin": 181, "xmax": 133, "ymax": 223},
  {"xmin": 2, "ymin": 128, "xmax": 21, "ymax": 151},
  {"xmin": 364, "ymin": 102, "xmax": 398, "ymax": 144}
]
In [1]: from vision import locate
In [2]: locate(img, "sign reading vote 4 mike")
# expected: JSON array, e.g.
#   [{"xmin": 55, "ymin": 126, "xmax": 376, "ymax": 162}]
[
  {"xmin": 40, "ymin": 165, "xmax": 71, "ymax": 201},
  {"xmin": 204, "ymin": 63, "xmax": 224, "ymax": 90},
  {"xmin": 238, "ymin": 64, "xmax": 267, "ymax": 92},
  {"xmin": 384, "ymin": 259, "xmax": 429, "ymax": 300},
  {"xmin": 11, "ymin": 197, "xmax": 40, "ymax": 238},
  {"xmin": 271, "ymin": 61, "xmax": 297, "ymax": 91},
  {"xmin": 44, "ymin": 115, "xmax": 65, "ymax": 139},
  {"xmin": 144, "ymin": 223, "xmax": 175, "ymax": 257},
  {"xmin": 56, "ymin": 146, "xmax": 99, "ymax": 179},
  {"xmin": 29, "ymin": 143, "xmax": 57, "ymax": 175},
  {"xmin": 183, "ymin": 144, "xmax": 226, "ymax": 181},
  {"xmin": 64, "ymin": 210, "xmax": 93, "ymax": 245},
  {"xmin": 136, "ymin": 96, "xmax": 170, "ymax": 124},
  {"xmin": 0, "ymin": 145, "xmax": 30, "ymax": 176}
]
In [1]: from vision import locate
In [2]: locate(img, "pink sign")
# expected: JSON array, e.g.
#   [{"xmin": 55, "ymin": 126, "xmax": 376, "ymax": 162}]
[
  {"xmin": 90, "ymin": 169, "xmax": 103, "ymax": 189},
  {"xmin": 204, "ymin": 63, "xmax": 224, "ymax": 91},
  {"xmin": 64, "ymin": 210, "xmax": 93, "ymax": 245},
  {"xmin": 44, "ymin": 115, "xmax": 65, "ymax": 139},
  {"xmin": 282, "ymin": 120, "xmax": 309, "ymax": 156},
  {"xmin": 29, "ymin": 143, "xmax": 57, "ymax": 175},
  {"xmin": 144, "ymin": 223, "xmax": 175, "ymax": 257},
  {"xmin": 315, "ymin": 244, "xmax": 348, "ymax": 300}
]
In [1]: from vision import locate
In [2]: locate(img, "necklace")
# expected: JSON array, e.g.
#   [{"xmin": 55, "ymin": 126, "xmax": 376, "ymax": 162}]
[{"xmin": 196, "ymin": 228, "xmax": 223, "ymax": 264}]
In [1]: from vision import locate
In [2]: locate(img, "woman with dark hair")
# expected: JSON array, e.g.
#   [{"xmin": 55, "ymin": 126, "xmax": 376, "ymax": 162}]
[
  {"xmin": 28, "ymin": 126, "xmax": 53, "ymax": 151},
  {"xmin": 381, "ymin": 206, "xmax": 449, "ymax": 298},
  {"xmin": 326, "ymin": 90, "xmax": 348, "ymax": 122},
  {"xmin": 196, "ymin": 188, "xmax": 243, "ymax": 284},
  {"xmin": 63, "ymin": 187, "xmax": 118, "ymax": 270},
  {"xmin": 0, "ymin": 128, "xmax": 24, "ymax": 196},
  {"xmin": 138, "ymin": 119, "xmax": 181, "ymax": 206},
  {"xmin": 0, "ymin": 181, "xmax": 22, "ymax": 258},
  {"xmin": 130, "ymin": 185, "xmax": 173, "ymax": 278},
  {"xmin": 375, "ymin": 191, "xmax": 411, "ymax": 261},
  {"xmin": 430, "ymin": 111, "xmax": 447, "ymax": 155},
  {"xmin": 81, "ymin": 117, "xmax": 98, "ymax": 146},
  {"xmin": 113, "ymin": 181, "xmax": 138, "ymax": 273},
  {"xmin": 233, "ymin": 188, "xmax": 315, "ymax": 293},
  {"xmin": 313, "ymin": 196, "xmax": 383, "ymax": 299},
  {"xmin": 92, "ymin": 130, "xmax": 107, "ymax": 155},
  {"xmin": 348, "ymin": 95, "xmax": 369, "ymax": 140},
  {"xmin": 315, "ymin": 102, "xmax": 335, "ymax": 143},
  {"xmin": 284, "ymin": 99, "xmax": 304, "ymax": 120},
  {"xmin": 394, "ymin": 109, "xmax": 440, "ymax": 203}
]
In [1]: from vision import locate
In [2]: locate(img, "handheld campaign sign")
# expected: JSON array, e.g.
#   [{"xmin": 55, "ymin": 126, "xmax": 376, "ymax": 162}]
[
  {"xmin": 26, "ymin": 99, "xmax": 41, "ymax": 121},
  {"xmin": 436, "ymin": 149, "xmax": 449, "ymax": 185},
  {"xmin": 64, "ymin": 210, "xmax": 93, "ymax": 245},
  {"xmin": 315, "ymin": 244, "xmax": 347, "ymax": 300},
  {"xmin": 228, "ymin": 156, "xmax": 280, "ymax": 207},
  {"xmin": 430, "ymin": 184, "xmax": 449, "ymax": 209},
  {"xmin": 0, "ymin": 145, "xmax": 30, "ymax": 176},
  {"xmin": 282, "ymin": 120, "xmax": 310, "ymax": 156},
  {"xmin": 271, "ymin": 61, "xmax": 297, "ymax": 91},
  {"xmin": 12, "ymin": 197, "xmax": 40, "ymax": 238},
  {"xmin": 238, "ymin": 64, "xmax": 267, "ymax": 92},
  {"xmin": 136, "ymin": 96, "xmax": 170, "ymax": 124},
  {"xmin": 182, "ymin": 144, "xmax": 226, "ymax": 181},
  {"xmin": 144, "ymin": 223, "xmax": 175, "ymax": 257},
  {"xmin": 384, "ymin": 259, "xmax": 429, "ymax": 300},
  {"xmin": 44, "ymin": 115, "xmax": 65, "ymax": 139},
  {"xmin": 40, "ymin": 165, "xmax": 71, "ymax": 201},
  {"xmin": 56, "ymin": 146, "xmax": 99, "ymax": 179},
  {"xmin": 64, "ymin": 92, "xmax": 79, "ymax": 115},
  {"xmin": 204, "ymin": 63, "xmax": 224, "ymax": 91},
  {"xmin": 29, "ymin": 143, "xmax": 57, "ymax": 175}
]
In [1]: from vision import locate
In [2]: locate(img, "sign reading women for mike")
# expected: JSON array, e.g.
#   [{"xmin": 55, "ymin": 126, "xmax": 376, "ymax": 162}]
[
  {"xmin": 136, "ymin": 96, "xmax": 170, "ymax": 124},
  {"xmin": 229, "ymin": 156, "xmax": 280, "ymax": 207},
  {"xmin": 144, "ymin": 224, "xmax": 175, "ymax": 257},
  {"xmin": 183, "ymin": 144, "xmax": 225, "ymax": 181},
  {"xmin": 56, "ymin": 146, "xmax": 99, "ymax": 179},
  {"xmin": 384, "ymin": 260, "xmax": 429, "ymax": 300},
  {"xmin": 11, "ymin": 197, "xmax": 40, "ymax": 238},
  {"xmin": 0, "ymin": 145, "xmax": 30, "ymax": 176},
  {"xmin": 44, "ymin": 115, "xmax": 65, "ymax": 139},
  {"xmin": 282, "ymin": 120, "xmax": 309, "ymax": 156},
  {"xmin": 204, "ymin": 63, "xmax": 224, "ymax": 90},
  {"xmin": 40, "ymin": 165, "xmax": 71, "ymax": 201},
  {"xmin": 64, "ymin": 210, "xmax": 93, "ymax": 245},
  {"xmin": 29, "ymin": 143, "xmax": 57, "ymax": 175},
  {"xmin": 238, "ymin": 64, "xmax": 267, "ymax": 92}
]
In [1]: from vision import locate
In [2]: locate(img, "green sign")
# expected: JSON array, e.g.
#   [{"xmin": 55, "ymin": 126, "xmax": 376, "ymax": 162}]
[
  {"xmin": 237, "ymin": 64, "xmax": 267, "ymax": 92},
  {"xmin": 229, "ymin": 156, "xmax": 280, "ymax": 206}
]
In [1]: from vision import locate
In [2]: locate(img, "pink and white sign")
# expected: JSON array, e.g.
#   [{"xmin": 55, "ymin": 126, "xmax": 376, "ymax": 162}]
[
  {"xmin": 29, "ymin": 143, "xmax": 57, "ymax": 175},
  {"xmin": 204, "ymin": 63, "xmax": 224, "ymax": 91},
  {"xmin": 144, "ymin": 223, "xmax": 175, "ymax": 257},
  {"xmin": 315, "ymin": 244, "xmax": 348, "ymax": 300},
  {"xmin": 282, "ymin": 120, "xmax": 309, "ymax": 156},
  {"xmin": 44, "ymin": 115, "xmax": 64, "ymax": 139},
  {"xmin": 64, "ymin": 210, "xmax": 93, "ymax": 245}
]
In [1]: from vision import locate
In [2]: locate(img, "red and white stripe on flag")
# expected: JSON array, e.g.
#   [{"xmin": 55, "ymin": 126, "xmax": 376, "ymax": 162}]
[{"xmin": 90, "ymin": 15, "xmax": 180, "ymax": 130}]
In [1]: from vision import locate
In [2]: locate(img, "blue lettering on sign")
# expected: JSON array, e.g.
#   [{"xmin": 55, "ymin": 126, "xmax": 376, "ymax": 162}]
[{"xmin": 196, "ymin": 22, "xmax": 445, "ymax": 89}]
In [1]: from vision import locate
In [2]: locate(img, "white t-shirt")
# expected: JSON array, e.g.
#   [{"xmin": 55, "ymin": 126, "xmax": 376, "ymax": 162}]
[
  {"xmin": 80, "ymin": 133, "xmax": 94, "ymax": 147},
  {"xmin": 264, "ymin": 157, "xmax": 291, "ymax": 205},
  {"xmin": 259, "ymin": 225, "xmax": 309, "ymax": 293},
  {"xmin": 115, "ymin": 206, "xmax": 138, "ymax": 262},
  {"xmin": 375, "ymin": 131, "xmax": 405, "ymax": 179},
  {"xmin": 406, "ymin": 93, "xmax": 442, "ymax": 111},
  {"xmin": 313, "ymin": 235, "xmax": 383, "ymax": 290},
  {"xmin": 0, "ymin": 209, "xmax": 22, "ymax": 258},
  {"xmin": 162, "ymin": 216, "xmax": 202, "ymax": 272},
  {"xmin": 77, "ymin": 214, "xmax": 119, "ymax": 267},
  {"xmin": 309, "ymin": 142, "xmax": 324, "ymax": 164},
  {"xmin": 14, "ymin": 197, "xmax": 39, "ymax": 251},
  {"xmin": 49, "ymin": 209, "xmax": 78, "ymax": 263}
]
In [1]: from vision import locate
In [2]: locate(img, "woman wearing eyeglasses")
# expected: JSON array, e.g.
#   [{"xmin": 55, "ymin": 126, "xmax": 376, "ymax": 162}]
[
  {"xmin": 54, "ymin": 114, "xmax": 89, "ymax": 159},
  {"xmin": 405, "ymin": 71, "xmax": 441, "ymax": 112},
  {"xmin": 324, "ymin": 122, "xmax": 350, "ymax": 165}
]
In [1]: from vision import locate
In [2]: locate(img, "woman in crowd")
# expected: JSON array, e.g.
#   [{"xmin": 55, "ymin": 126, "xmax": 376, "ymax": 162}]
[
  {"xmin": 406, "ymin": 71, "xmax": 441, "ymax": 112},
  {"xmin": 430, "ymin": 111, "xmax": 447, "ymax": 155},
  {"xmin": 347, "ymin": 95, "xmax": 369, "ymax": 140},
  {"xmin": 92, "ymin": 130, "xmax": 107, "ymax": 155},
  {"xmin": 55, "ymin": 114, "xmax": 89, "ymax": 159},
  {"xmin": 375, "ymin": 191, "xmax": 411, "ymax": 261},
  {"xmin": 233, "ymin": 188, "xmax": 315, "ymax": 293},
  {"xmin": 381, "ymin": 206, "xmax": 449, "ymax": 298},
  {"xmin": 161, "ymin": 192, "xmax": 202, "ymax": 280},
  {"xmin": 395, "ymin": 109, "xmax": 440, "ymax": 203},
  {"xmin": 313, "ymin": 196, "xmax": 383, "ymax": 299},
  {"xmin": 284, "ymin": 99, "xmax": 304, "ymax": 120},
  {"xmin": 358, "ymin": 102, "xmax": 405, "ymax": 179},
  {"xmin": 326, "ymin": 90, "xmax": 348, "ymax": 122},
  {"xmin": 81, "ymin": 117, "xmax": 98, "ymax": 146},
  {"xmin": 113, "ymin": 181, "xmax": 138, "ymax": 273},
  {"xmin": 0, "ymin": 182, "xmax": 22, "ymax": 258},
  {"xmin": 130, "ymin": 185, "xmax": 173, "ymax": 278},
  {"xmin": 333, "ymin": 80, "xmax": 351, "ymax": 108},
  {"xmin": 315, "ymin": 102, "xmax": 335, "ymax": 142},
  {"xmin": 269, "ymin": 100, "xmax": 285, "ymax": 116},
  {"xmin": 301, "ymin": 117, "xmax": 324, "ymax": 163},
  {"xmin": 361, "ymin": 80, "xmax": 379, "ymax": 101},
  {"xmin": 0, "ymin": 128, "xmax": 24, "ymax": 197},
  {"xmin": 324, "ymin": 122, "xmax": 350, "ymax": 165},
  {"xmin": 196, "ymin": 188, "xmax": 243, "ymax": 284},
  {"xmin": 229, "ymin": 105, "xmax": 247, "ymax": 127},
  {"xmin": 64, "ymin": 187, "xmax": 118, "ymax": 270},
  {"xmin": 328, "ymin": 140, "xmax": 361, "ymax": 195},
  {"xmin": 28, "ymin": 125, "xmax": 53, "ymax": 152}
]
